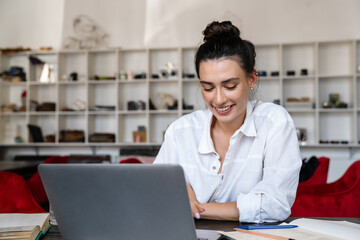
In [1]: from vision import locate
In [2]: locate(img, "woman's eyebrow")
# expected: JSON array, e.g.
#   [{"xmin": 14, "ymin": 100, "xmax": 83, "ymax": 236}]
[{"xmin": 200, "ymin": 78, "xmax": 239, "ymax": 85}]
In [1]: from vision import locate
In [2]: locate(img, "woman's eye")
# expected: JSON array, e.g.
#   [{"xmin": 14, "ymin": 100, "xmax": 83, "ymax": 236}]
[
  {"xmin": 203, "ymin": 87, "xmax": 214, "ymax": 92},
  {"xmin": 226, "ymin": 85, "xmax": 236, "ymax": 90}
]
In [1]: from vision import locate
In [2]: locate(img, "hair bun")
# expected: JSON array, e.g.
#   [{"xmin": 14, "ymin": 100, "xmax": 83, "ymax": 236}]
[{"xmin": 203, "ymin": 21, "xmax": 240, "ymax": 42}]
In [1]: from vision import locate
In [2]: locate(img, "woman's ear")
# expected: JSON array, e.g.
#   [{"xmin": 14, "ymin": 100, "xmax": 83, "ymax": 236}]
[{"xmin": 248, "ymin": 70, "xmax": 258, "ymax": 90}]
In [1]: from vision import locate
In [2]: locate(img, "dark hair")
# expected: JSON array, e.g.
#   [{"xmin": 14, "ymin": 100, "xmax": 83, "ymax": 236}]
[{"xmin": 195, "ymin": 21, "xmax": 256, "ymax": 78}]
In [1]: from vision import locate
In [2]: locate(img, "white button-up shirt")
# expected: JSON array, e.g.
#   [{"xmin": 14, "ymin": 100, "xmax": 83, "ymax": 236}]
[{"xmin": 154, "ymin": 101, "xmax": 302, "ymax": 223}]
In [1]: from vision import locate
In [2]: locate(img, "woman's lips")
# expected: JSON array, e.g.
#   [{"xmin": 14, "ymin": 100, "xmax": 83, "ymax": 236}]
[{"xmin": 214, "ymin": 105, "xmax": 233, "ymax": 115}]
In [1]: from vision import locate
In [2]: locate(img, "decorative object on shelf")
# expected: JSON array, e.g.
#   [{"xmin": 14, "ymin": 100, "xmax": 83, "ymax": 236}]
[
  {"xmin": 159, "ymin": 62, "xmax": 178, "ymax": 79},
  {"xmin": 0, "ymin": 46, "xmax": 31, "ymax": 55},
  {"xmin": 62, "ymin": 99, "xmax": 86, "ymax": 111},
  {"xmin": 37, "ymin": 102, "xmax": 56, "ymax": 112},
  {"xmin": 29, "ymin": 55, "xmax": 44, "ymax": 65},
  {"xmin": 296, "ymin": 128, "xmax": 307, "ymax": 145},
  {"xmin": 149, "ymin": 98, "xmax": 157, "ymax": 110},
  {"xmin": 285, "ymin": 97, "xmax": 312, "ymax": 109},
  {"xmin": 183, "ymin": 73, "xmax": 195, "ymax": 78},
  {"xmin": 40, "ymin": 63, "xmax": 56, "ymax": 83},
  {"xmin": 0, "ymin": 103, "xmax": 17, "ymax": 113},
  {"xmin": 89, "ymin": 133, "xmax": 115, "ymax": 143},
  {"xmin": 40, "ymin": 46, "xmax": 53, "ymax": 51},
  {"xmin": 273, "ymin": 99, "xmax": 280, "ymax": 105},
  {"xmin": 127, "ymin": 101, "xmax": 145, "ymax": 111},
  {"xmin": 30, "ymin": 100, "xmax": 39, "ymax": 112},
  {"xmin": 95, "ymin": 105, "xmax": 116, "ymax": 111},
  {"xmin": 136, "ymin": 101, "xmax": 146, "ymax": 110},
  {"xmin": 270, "ymin": 71, "xmax": 279, "ymax": 77},
  {"xmin": 151, "ymin": 74, "xmax": 159, "ymax": 79},
  {"xmin": 59, "ymin": 130, "xmax": 85, "ymax": 142},
  {"xmin": 119, "ymin": 70, "xmax": 126, "ymax": 80},
  {"xmin": 301, "ymin": 69, "xmax": 308, "ymax": 76},
  {"xmin": 322, "ymin": 101, "xmax": 331, "ymax": 108},
  {"xmin": 319, "ymin": 140, "xmax": 349, "ymax": 144},
  {"xmin": 323, "ymin": 93, "xmax": 348, "ymax": 109},
  {"xmin": 94, "ymin": 75, "xmax": 115, "ymax": 80},
  {"xmin": 329, "ymin": 93, "xmax": 339, "ymax": 105},
  {"xmin": 335, "ymin": 102, "xmax": 348, "ymax": 108},
  {"xmin": 20, "ymin": 91, "xmax": 27, "ymax": 111},
  {"xmin": 70, "ymin": 72, "xmax": 78, "ymax": 81},
  {"xmin": 157, "ymin": 92, "xmax": 177, "ymax": 110},
  {"xmin": 127, "ymin": 70, "xmax": 134, "ymax": 81},
  {"xmin": 128, "ymin": 101, "xmax": 137, "ymax": 111},
  {"xmin": 133, "ymin": 126, "xmax": 146, "ymax": 143},
  {"xmin": 0, "ymin": 66, "xmax": 26, "ymax": 82},
  {"xmin": 45, "ymin": 135, "xmax": 55, "ymax": 143},
  {"xmin": 63, "ymin": 15, "xmax": 109, "ymax": 49},
  {"xmin": 14, "ymin": 136, "xmax": 23, "ymax": 143},
  {"xmin": 70, "ymin": 99, "xmax": 86, "ymax": 111},
  {"xmin": 29, "ymin": 55, "xmax": 56, "ymax": 83},
  {"xmin": 286, "ymin": 70, "xmax": 295, "ymax": 76},
  {"xmin": 134, "ymin": 72, "xmax": 146, "ymax": 79},
  {"xmin": 182, "ymin": 100, "xmax": 194, "ymax": 110},
  {"xmin": 27, "ymin": 124, "xmax": 44, "ymax": 142},
  {"xmin": 257, "ymin": 71, "xmax": 267, "ymax": 77}
]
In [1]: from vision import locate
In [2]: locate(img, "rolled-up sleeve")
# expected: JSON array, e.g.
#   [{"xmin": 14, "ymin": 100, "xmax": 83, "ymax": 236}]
[{"xmin": 237, "ymin": 110, "xmax": 302, "ymax": 223}]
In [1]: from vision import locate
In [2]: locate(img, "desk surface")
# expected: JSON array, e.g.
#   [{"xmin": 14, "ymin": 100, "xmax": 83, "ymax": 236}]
[{"xmin": 42, "ymin": 217, "xmax": 360, "ymax": 240}]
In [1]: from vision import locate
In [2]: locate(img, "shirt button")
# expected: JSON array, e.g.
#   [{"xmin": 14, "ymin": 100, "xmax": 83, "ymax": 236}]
[{"xmin": 212, "ymin": 166, "xmax": 216, "ymax": 170}]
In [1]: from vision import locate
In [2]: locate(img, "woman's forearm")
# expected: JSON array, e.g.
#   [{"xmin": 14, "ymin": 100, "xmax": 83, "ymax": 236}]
[{"xmin": 198, "ymin": 202, "xmax": 239, "ymax": 221}]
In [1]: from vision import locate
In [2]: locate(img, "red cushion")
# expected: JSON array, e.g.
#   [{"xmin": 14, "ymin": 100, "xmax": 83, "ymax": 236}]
[
  {"xmin": 27, "ymin": 156, "xmax": 69, "ymax": 204},
  {"xmin": 292, "ymin": 160, "xmax": 360, "ymax": 217},
  {"xmin": 119, "ymin": 157, "xmax": 142, "ymax": 164},
  {"xmin": 0, "ymin": 171, "xmax": 45, "ymax": 213}
]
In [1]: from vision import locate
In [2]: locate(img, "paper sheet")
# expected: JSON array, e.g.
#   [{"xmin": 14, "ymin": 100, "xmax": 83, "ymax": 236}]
[
  {"xmin": 289, "ymin": 218, "xmax": 360, "ymax": 240},
  {"xmin": 0, "ymin": 213, "xmax": 49, "ymax": 229}
]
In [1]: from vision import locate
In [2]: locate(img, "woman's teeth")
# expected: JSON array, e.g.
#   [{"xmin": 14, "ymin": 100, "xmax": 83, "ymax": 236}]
[{"xmin": 216, "ymin": 106, "xmax": 230, "ymax": 112}]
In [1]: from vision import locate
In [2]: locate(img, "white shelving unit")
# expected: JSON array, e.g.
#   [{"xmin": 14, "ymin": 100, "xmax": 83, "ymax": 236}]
[
  {"xmin": 0, "ymin": 48, "xmax": 203, "ymax": 146},
  {"xmin": 1, "ymin": 40, "xmax": 360, "ymax": 150},
  {"xmin": 256, "ymin": 40, "xmax": 360, "ymax": 148}
]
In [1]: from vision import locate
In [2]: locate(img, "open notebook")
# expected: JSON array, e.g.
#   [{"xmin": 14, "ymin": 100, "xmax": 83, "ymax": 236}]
[
  {"xmin": 0, "ymin": 213, "xmax": 50, "ymax": 240},
  {"xmin": 219, "ymin": 218, "xmax": 360, "ymax": 240}
]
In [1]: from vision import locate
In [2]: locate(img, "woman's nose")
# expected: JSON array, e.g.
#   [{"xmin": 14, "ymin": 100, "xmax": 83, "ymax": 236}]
[{"xmin": 214, "ymin": 89, "xmax": 226, "ymax": 105}]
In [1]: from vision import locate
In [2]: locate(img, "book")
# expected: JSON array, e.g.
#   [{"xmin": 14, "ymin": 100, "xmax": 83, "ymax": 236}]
[
  {"xmin": 0, "ymin": 213, "xmax": 50, "ymax": 240},
  {"xmin": 219, "ymin": 218, "xmax": 360, "ymax": 240}
]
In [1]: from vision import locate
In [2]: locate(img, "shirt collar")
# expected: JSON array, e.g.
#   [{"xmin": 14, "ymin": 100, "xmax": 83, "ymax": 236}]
[
  {"xmin": 198, "ymin": 110, "xmax": 215, "ymax": 154},
  {"xmin": 236, "ymin": 101, "xmax": 257, "ymax": 138},
  {"xmin": 197, "ymin": 102, "xmax": 257, "ymax": 154}
]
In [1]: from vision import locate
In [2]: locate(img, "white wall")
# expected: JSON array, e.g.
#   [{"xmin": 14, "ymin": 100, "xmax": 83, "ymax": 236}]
[
  {"xmin": 61, "ymin": 0, "xmax": 360, "ymax": 48},
  {"xmin": 1, "ymin": 0, "xmax": 360, "ymax": 49},
  {"xmin": 0, "ymin": 0, "xmax": 64, "ymax": 49}
]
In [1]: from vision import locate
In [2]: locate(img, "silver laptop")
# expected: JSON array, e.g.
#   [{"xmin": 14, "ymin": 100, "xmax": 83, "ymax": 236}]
[{"xmin": 39, "ymin": 164, "xmax": 217, "ymax": 240}]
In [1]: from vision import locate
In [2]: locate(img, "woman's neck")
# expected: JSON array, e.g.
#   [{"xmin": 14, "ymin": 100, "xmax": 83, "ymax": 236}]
[{"xmin": 211, "ymin": 111, "xmax": 246, "ymax": 137}]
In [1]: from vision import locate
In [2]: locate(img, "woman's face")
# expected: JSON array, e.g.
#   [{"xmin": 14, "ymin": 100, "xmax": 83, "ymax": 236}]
[{"xmin": 199, "ymin": 58, "xmax": 257, "ymax": 127}]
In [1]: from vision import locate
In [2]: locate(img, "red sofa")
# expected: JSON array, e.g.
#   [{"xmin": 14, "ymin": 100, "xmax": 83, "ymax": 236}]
[{"xmin": 292, "ymin": 157, "xmax": 360, "ymax": 217}]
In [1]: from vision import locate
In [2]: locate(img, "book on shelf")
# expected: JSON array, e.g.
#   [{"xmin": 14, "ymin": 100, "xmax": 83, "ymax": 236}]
[
  {"xmin": 218, "ymin": 218, "xmax": 360, "ymax": 240},
  {"xmin": 0, "ymin": 213, "xmax": 50, "ymax": 240}
]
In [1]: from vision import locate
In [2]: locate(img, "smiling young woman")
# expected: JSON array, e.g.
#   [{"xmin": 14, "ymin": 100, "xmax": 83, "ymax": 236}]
[{"xmin": 154, "ymin": 21, "xmax": 302, "ymax": 223}]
